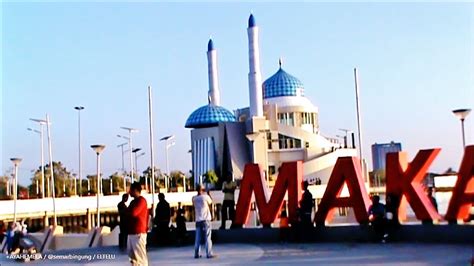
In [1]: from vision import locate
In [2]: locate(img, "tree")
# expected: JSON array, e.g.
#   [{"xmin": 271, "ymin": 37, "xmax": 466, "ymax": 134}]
[
  {"xmin": 109, "ymin": 172, "xmax": 125, "ymax": 193},
  {"xmin": 31, "ymin": 161, "xmax": 75, "ymax": 197},
  {"xmin": 203, "ymin": 170, "xmax": 219, "ymax": 190}
]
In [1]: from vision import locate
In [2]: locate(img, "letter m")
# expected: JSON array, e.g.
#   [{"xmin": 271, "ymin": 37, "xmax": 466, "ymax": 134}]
[{"xmin": 233, "ymin": 161, "xmax": 303, "ymax": 227}]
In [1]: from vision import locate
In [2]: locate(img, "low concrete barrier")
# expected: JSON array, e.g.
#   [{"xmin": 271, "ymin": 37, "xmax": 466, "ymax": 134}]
[{"xmin": 153, "ymin": 224, "xmax": 474, "ymax": 245}]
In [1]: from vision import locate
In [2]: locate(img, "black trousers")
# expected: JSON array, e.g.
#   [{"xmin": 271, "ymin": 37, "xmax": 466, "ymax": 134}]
[
  {"xmin": 118, "ymin": 231, "xmax": 127, "ymax": 250},
  {"xmin": 221, "ymin": 200, "xmax": 235, "ymax": 228}
]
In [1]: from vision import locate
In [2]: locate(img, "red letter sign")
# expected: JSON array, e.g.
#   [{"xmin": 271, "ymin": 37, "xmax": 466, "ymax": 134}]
[
  {"xmin": 386, "ymin": 149, "xmax": 442, "ymax": 221},
  {"xmin": 314, "ymin": 157, "xmax": 371, "ymax": 225},
  {"xmin": 233, "ymin": 161, "xmax": 302, "ymax": 227},
  {"xmin": 445, "ymin": 145, "xmax": 474, "ymax": 222}
]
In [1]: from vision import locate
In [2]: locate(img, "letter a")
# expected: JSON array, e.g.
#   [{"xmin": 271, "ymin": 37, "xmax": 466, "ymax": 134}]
[
  {"xmin": 445, "ymin": 145, "xmax": 474, "ymax": 222},
  {"xmin": 314, "ymin": 157, "xmax": 371, "ymax": 225},
  {"xmin": 233, "ymin": 161, "xmax": 302, "ymax": 227}
]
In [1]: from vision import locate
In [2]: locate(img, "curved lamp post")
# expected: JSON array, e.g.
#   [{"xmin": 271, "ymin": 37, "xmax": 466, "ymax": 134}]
[
  {"xmin": 91, "ymin": 144, "xmax": 105, "ymax": 227},
  {"xmin": 160, "ymin": 135, "xmax": 175, "ymax": 192},
  {"xmin": 120, "ymin": 127, "xmax": 139, "ymax": 182},
  {"xmin": 452, "ymin": 108, "xmax": 471, "ymax": 149},
  {"xmin": 10, "ymin": 158, "xmax": 22, "ymax": 223},
  {"xmin": 30, "ymin": 118, "xmax": 47, "ymax": 198}
]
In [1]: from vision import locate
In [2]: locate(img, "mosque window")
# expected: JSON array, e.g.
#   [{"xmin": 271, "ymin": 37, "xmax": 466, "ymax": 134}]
[{"xmin": 278, "ymin": 134, "xmax": 302, "ymax": 149}]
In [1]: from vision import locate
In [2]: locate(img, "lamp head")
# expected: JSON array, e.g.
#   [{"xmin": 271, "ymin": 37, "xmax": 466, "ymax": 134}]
[
  {"xmin": 91, "ymin": 145, "xmax": 106, "ymax": 154},
  {"xmin": 452, "ymin": 108, "xmax": 471, "ymax": 120},
  {"xmin": 120, "ymin": 127, "xmax": 139, "ymax": 133},
  {"xmin": 160, "ymin": 135, "xmax": 175, "ymax": 141},
  {"xmin": 30, "ymin": 118, "xmax": 48, "ymax": 125},
  {"xmin": 74, "ymin": 106, "xmax": 85, "ymax": 111},
  {"xmin": 10, "ymin": 158, "xmax": 22, "ymax": 166}
]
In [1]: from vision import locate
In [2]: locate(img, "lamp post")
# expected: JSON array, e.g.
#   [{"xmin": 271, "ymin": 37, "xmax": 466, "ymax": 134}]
[
  {"xmin": 91, "ymin": 144, "xmax": 105, "ymax": 227},
  {"xmin": 452, "ymin": 108, "xmax": 471, "ymax": 149},
  {"xmin": 74, "ymin": 106, "xmax": 85, "ymax": 196},
  {"xmin": 10, "ymin": 158, "xmax": 22, "ymax": 223},
  {"xmin": 117, "ymin": 136, "xmax": 130, "ymax": 190},
  {"xmin": 160, "ymin": 135, "xmax": 175, "ymax": 192},
  {"xmin": 117, "ymin": 142, "xmax": 128, "ymax": 173},
  {"xmin": 132, "ymin": 149, "xmax": 145, "ymax": 190},
  {"xmin": 120, "ymin": 127, "xmax": 138, "ymax": 182},
  {"xmin": 338, "ymin": 129, "xmax": 352, "ymax": 149},
  {"xmin": 29, "ymin": 118, "xmax": 47, "ymax": 198}
]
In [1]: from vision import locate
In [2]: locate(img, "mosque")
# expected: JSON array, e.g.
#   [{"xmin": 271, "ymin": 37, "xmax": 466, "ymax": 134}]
[{"xmin": 185, "ymin": 14, "xmax": 357, "ymax": 186}]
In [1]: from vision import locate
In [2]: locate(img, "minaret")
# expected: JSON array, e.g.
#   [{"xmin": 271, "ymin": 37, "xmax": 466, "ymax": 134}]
[
  {"xmin": 247, "ymin": 14, "xmax": 263, "ymax": 117},
  {"xmin": 207, "ymin": 38, "xmax": 221, "ymax": 106}
]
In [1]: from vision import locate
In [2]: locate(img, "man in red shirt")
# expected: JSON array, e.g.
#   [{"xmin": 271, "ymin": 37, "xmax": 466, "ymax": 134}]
[{"xmin": 127, "ymin": 182, "xmax": 148, "ymax": 266}]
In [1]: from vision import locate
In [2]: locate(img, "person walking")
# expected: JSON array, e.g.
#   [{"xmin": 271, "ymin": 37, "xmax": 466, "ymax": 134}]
[
  {"xmin": 127, "ymin": 182, "xmax": 149, "ymax": 266},
  {"xmin": 220, "ymin": 176, "xmax": 237, "ymax": 229},
  {"xmin": 192, "ymin": 185, "xmax": 215, "ymax": 259},
  {"xmin": 117, "ymin": 193, "xmax": 129, "ymax": 251}
]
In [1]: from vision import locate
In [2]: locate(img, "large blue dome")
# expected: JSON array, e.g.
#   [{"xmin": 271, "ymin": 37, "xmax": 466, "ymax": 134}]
[
  {"xmin": 185, "ymin": 104, "xmax": 236, "ymax": 128},
  {"xmin": 263, "ymin": 68, "xmax": 304, "ymax": 99}
]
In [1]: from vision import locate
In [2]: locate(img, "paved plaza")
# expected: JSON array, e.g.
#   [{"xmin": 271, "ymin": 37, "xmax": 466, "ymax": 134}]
[{"xmin": 1, "ymin": 243, "xmax": 472, "ymax": 265}]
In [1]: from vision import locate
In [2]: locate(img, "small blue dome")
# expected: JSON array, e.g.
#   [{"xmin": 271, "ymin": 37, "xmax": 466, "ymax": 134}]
[
  {"xmin": 263, "ymin": 67, "xmax": 304, "ymax": 99},
  {"xmin": 208, "ymin": 39, "xmax": 214, "ymax": 51},
  {"xmin": 248, "ymin": 14, "xmax": 256, "ymax": 28},
  {"xmin": 185, "ymin": 105, "xmax": 236, "ymax": 128}
]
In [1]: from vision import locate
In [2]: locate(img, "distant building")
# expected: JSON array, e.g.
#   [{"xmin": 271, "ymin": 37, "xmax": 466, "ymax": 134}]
[{"xmin": 371, "ymin": 142, "xmax": 402, "ymax": 171}]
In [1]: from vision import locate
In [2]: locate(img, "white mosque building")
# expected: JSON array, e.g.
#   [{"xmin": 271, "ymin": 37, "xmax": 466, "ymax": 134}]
[{"xmin": 186, "ymin": 14, "xmax": 357, "ymax": 186}]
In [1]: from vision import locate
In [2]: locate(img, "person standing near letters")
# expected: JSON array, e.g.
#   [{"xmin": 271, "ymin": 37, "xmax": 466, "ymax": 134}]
[
  {"xmin": 192, "ymin": 185, "xmax": 215, "ymax": 259},
  {"xmin": 220, "ymin": 176, "xmax": 237, "ymax": 229},
  {"xmin": 127, "ymin": 182, "xmax": 149, "ymax": 266}
]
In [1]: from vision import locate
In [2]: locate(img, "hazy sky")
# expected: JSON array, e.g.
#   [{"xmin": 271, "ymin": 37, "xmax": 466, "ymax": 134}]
[{"xmin": 2, "ymin": 2, "xmax": 473, "ymax": 185}]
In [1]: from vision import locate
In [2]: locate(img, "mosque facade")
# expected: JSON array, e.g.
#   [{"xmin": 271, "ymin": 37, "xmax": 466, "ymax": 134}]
[{"xmin": 185, "ymin": 14, "xmax": 357, "ymax": 186}]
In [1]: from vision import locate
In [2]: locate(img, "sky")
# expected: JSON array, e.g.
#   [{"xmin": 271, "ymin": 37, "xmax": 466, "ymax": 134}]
[{"xmin": 1, "ymin": 2, "xmax": 473, "ymax": 186}]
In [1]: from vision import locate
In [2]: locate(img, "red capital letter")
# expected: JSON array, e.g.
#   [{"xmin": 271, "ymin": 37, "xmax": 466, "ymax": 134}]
[
  {"xmin": 386, "ymin": 149, "xmax": 442, "ymax": 221},
  {"xmin": 234, "ymin": 161, "xmax": 302, "ymax": 226},
  {"xmin": 314, "ymin": 157, "xmax": 371, "ymax": 225},
  {"xmin": 445, "ymin": 145, "xmax": 474, "ymax": 221}
]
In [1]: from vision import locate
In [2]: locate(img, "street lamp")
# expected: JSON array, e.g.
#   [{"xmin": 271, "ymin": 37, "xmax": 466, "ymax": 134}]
[
  {"xmin": 30, "ymin": 118, "xmax": 47, "ymax": 198},
  {"xmin": 91, "ymin": 144, "xmax": 105, "ymax": 227},
  {"xmin": 10, "ymin": 158, "xmax": 22, "ymax": 223},
  {"xmin": 117, "ymin": 135, "xmax": 130, "ymax": 191},
  {"xmin": 338, "ymin": 129, "xmax": 352, "ymax": 148},
  {"xmin": 160, "ymin": 135, "xmax": 175, "ymax": 192},
  {"xmin": 117, "ymin": 142, "xmax": 128, "ymax": 173},
  {"xmin": 120, "ymin": 127, "xmax": 138, "ymax": 182},
  {"xmin": 132, "ymin": 148, "xmax": 146, "ymax": 190},
  {"xmin": 74, "ymin": 106, "xmax": 85, "ymax": 196},
  {"xmin": 452, "ymin": 108, "xmax": 471, "ymax": 149}
]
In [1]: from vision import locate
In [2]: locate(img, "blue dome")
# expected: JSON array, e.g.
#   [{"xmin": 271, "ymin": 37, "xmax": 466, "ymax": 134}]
[
  {"xmin": 185, "ymin": 105, "xmax": 236, "ymax": 128},
  {"xmin": 263, "ymin": 68, "xmax": 304, "ymax": 99}
]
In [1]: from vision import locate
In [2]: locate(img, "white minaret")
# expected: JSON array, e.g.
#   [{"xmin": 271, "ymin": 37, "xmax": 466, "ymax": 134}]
[
  {"xmin": 207, "ymin": 38, "xmax": 221, "ymax": 106},
  {"xmin": 247, "ymin": 14, "xmax": 263, "ymax": 117}
]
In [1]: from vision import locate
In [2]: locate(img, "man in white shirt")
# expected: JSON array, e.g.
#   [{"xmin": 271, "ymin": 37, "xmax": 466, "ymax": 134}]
[{"xmin": 192, "ymin": 185, "xmax": 215, "ymax": 259}]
